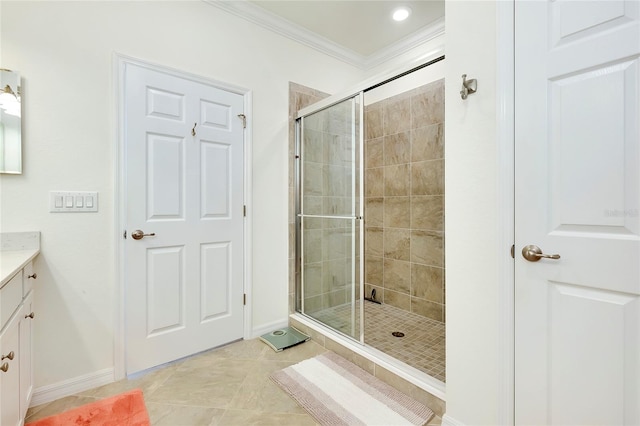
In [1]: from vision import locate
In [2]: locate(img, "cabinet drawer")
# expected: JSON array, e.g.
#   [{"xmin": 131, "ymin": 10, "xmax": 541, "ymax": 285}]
[
  {"xmin": 0, "ymin": 272, "xmax": 22, "ymax": 330},
  {"xmin": 23, "ymin": 262, "xmax": 35, "ymax": 296}
]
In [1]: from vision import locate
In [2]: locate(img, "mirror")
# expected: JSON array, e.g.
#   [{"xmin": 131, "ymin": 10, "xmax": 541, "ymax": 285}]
[{"xmin": 0, "ymin": 69, "xmax": 22, "ymax": 174}]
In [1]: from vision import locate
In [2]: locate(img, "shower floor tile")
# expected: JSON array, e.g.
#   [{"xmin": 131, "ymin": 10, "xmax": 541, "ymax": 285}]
[{"xmin": 311, "ymin": 302, "xmax": 446, "ymax": 382}]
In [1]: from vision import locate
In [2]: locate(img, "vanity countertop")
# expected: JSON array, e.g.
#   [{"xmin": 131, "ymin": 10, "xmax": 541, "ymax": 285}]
[
  {"xmin": 0, "ymin": 231, "xmax": 41, "ymax": 288},
  {"xmin": 0, "ymin": 249, "xmax": 40, "ymax": 288}
]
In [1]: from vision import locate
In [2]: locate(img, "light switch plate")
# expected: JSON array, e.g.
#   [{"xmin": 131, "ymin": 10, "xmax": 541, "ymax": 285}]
[{"xmin": 50, "ymin": 191, "xmax": 98, "ymax": 212}]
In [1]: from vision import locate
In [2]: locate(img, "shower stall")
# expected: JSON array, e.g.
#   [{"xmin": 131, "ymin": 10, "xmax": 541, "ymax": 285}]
[{"xmin": 293, "ymin": 58, "xmax": 446, "ymax": 384}]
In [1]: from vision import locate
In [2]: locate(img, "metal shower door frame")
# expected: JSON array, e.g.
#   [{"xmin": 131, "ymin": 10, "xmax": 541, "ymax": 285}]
[{"xmin": 295, "ymin": 92, "xmax": 365, "ymax": 345}]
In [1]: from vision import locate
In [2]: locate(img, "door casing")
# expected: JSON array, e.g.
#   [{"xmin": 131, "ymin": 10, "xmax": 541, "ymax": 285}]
[
  {"xmin": 113, "ymin": 54, "xmax": 253, "ymax": 380},
  {"xmin": 495, "ymin": 1, "xmax": 516, "ymax": 424}
]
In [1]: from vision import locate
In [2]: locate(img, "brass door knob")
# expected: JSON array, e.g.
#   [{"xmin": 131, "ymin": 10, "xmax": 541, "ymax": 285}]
[
  {"xmin": 522, "ymin": 245, "xmax": 561, "ymax": 262},
  {"xmin": 25, "ymin": 312, "xmax": 35, "ymax": 319},
  {"xmin": 1, "ymin": 351, "xmax": 14, "ymax": 361},
  {"xmin": 27, "ymin": 273, "xmax": 37, "ymax": 279},
  {"xmin": 131, "ymin": 230, "xmax": 156, "ymax": 240},
  {"xmin": 0, "ymin": 363, "xmax": 8, "ymax": 372}
]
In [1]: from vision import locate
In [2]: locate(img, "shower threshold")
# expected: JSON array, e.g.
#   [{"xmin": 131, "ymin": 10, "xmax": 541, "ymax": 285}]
[
  {"xmin": 312, "ymin": 301, "xmax": 445, "ymax": 382},
  {"xmin": 290, "ymin": 312, "xmax": 446, "ymax": 402}
]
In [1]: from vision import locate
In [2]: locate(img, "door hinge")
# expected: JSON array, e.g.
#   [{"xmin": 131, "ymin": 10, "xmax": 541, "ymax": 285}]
[
  {"xmin": 243, "ymin": 294, "xmax": 247, "ymax": 305},
  {"xmin": 123, "ymin": 230, "xmax": 127, "ymax": 239},
  {"xmin": 243, "ymin": 205, "xmax": 247, "ymax": 217},
  {"xmin": 510, "ymin": 244, "xmax": 515, "ymax": 259},
  {"xmin": 238, "ymin": 114, "xmax": 246, "ymax": 129}
]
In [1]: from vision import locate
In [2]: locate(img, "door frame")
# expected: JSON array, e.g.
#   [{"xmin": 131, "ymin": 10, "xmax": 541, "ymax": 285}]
[
  {"xmin": 496, "ymin": 1, "xmax": 516, "ymax": 424},
  {"xmin": 112, "ymin": 54, "xmax": 253, "ymax": 380}
]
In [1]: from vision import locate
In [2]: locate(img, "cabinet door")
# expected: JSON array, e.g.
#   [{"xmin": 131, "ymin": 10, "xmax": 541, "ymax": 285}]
[
  {"xmin": 0, "ymin": 313, "xmax": 21, "ymax": 426},
  {"xmin": 19, "ymin": 292, "xmax": 34, "ymax": 420},
  {"xmin": 23, "ymin": 262, "xmax": 35, "ymax": 296}
]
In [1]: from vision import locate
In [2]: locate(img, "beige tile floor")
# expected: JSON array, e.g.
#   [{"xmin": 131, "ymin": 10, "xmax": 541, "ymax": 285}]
[
  {"xmin": 364, "ymin": 304, "xmax": 445, "ymax": 382},
  {"xmin": 25, "ymin": 338, "xmax": 442, "ymax": 425}
]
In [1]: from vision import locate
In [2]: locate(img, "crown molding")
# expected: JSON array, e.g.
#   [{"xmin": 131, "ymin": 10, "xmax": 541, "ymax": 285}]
[
  {"xmin": 204, "ymin": 0, "xmax": 366, "ymax": 68},
  {"xmin": 204, "ymin": 0, "xmax": 444, "ymax": 71},
  {"xmin": 364, "ymin": 17, "xmax": 445, "ymax": 69}
]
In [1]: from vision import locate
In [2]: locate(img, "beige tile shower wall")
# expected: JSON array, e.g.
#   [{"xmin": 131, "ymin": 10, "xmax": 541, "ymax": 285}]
[
  {"xmin": 288, "ymin": 83, "xmax": 330, "ymax": 314},
  {"xmin": 364, "ymin": 79, "xmax": 445, "ymax": 323}
]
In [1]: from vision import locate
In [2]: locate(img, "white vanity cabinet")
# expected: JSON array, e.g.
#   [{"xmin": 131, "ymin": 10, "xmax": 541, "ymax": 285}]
[
  {"xmin": 19, "ymin": 291, "xmax": 35, "ymax": 419},
  {"xmin": 0, "ymin": 260, "xmax": 37, "ymax": 426},
  {"xmin": 0, "ymin": 305, "xmax": 21, "ymax": 426}
]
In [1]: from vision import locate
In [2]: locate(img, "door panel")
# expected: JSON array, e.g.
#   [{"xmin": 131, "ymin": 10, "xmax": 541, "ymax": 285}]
[
  {"xmin": 547, "ymin": 283, "xmax": 637, "ymax": 425},
  {"xmin": 124, "ymin": 62, "xmax": 244, "ymax": 374},
  {"xmin": 146, "ymin": 87, "xmax": 184, "ymax": 120},
  {"xmin": 550, "ymin": 63, "xmax": 628, "ymax": 228},
  {"xmin": 147, "ymin": 134, "xmax": 185, "ymax": 220},
  {"xmin": 552, "ymin": 1, "xmax": 629, "ymax": 44},
  {"xmin": 201, "ymin": 141, "xmax": 231, "ymax": 218},
  {"xmin": 200, "ymin": 242, "xmax": 231, "ymax": 319},
  {"xmin": 515, "ymin": 1, "xmax": 640, "ymax": 424},
  {"xmin": 297, "ymin": 95, "xmax": 363, "ymax": 341},
  {"xmin": 200, "ymin": 100, "xmax": 232, "ymax": 130},
  {"xmin": 146, "ymin": 246, "xmax": 184, "ymax": 335}
]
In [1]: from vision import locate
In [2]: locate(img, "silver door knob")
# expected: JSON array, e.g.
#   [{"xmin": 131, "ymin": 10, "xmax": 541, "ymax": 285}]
[
  {"xmin": 522, "ymin": 245, "xmax": 561, "ymax": 262},
  {"xmin": 131, "ymin": 230, "xmax": 156, "ymax": 240}
]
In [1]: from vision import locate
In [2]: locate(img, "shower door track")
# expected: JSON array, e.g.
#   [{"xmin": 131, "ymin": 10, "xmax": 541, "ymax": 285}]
[
  {"xmin": 297, "ymin": 214, "xmax": 360, "ymax": 220},
  {"xmin": 296, "ymin": 55, "xmax": 445, "ymax": 120}
]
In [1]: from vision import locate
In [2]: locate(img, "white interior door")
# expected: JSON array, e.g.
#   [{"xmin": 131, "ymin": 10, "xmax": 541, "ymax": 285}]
[
  {"xmin": 124, "ymin": 62, "xmax": 245, "ymax": 374},
  {"xmin": 515, "ymin": 1, "xmax": 640, "ymax": 424}
]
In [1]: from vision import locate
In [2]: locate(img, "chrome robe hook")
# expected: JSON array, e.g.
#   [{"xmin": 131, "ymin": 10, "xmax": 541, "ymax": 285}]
[{"xmin": 460, "ymin": 74, "xmax": 477, "ymax": 100}]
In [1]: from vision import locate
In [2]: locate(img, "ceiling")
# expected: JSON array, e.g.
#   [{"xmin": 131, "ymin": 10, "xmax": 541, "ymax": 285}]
[
  {"xmin": 206, "ymin": 0, "xmax": 445, "ymax": 69},
  {"xmin": 248, "ymin": 1, "xmax": 445, "ymax": 57}
]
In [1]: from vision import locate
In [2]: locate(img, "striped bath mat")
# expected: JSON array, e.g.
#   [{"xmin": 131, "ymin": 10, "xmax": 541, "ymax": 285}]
[{"xmin": 271, "ymin": 352, "xmax": 434, "ymax": 425}]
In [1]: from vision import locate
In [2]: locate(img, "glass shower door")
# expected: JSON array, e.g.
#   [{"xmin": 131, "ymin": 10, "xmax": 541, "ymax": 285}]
[{"xmin": 296, "ymin": 94, "xmax": 363, "ymax": 341}]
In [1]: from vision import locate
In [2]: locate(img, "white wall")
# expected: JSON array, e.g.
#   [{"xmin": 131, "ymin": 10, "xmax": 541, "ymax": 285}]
[
  {"xmin": 444, "ymin": 1, "xmax": 505, "ymax": 425},
  {"xmin": 0, "ymin": 1, "xmax": 363, "ymax": 391}
]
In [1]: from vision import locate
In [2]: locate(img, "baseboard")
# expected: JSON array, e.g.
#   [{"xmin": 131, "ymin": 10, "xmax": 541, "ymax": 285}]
[
  {"xmin": 250, "ymin": 318, "xmax": 289, "ymax": 339},
  {"xmin": 30, "ymin": 368, "xmax": 115, "ymax": 407},
  {"xmin": 442, "ymin": 414, "xmax": 465, "ymax": 426}
]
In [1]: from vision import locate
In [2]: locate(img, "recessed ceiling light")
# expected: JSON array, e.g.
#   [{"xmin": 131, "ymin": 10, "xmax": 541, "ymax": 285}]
[{"xmin": 392, "ymin": 7, "xmax": 412, "ymax": 22}]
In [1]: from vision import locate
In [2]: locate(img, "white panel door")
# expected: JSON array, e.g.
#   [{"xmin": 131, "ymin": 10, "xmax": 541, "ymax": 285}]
[
  {"xmin": 515, "ymin": 1, "xmax": 640, "ymax": 424},
  {"xmin": 124, "ymin": 62, "xmax": 245, "ymax": 374}
]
